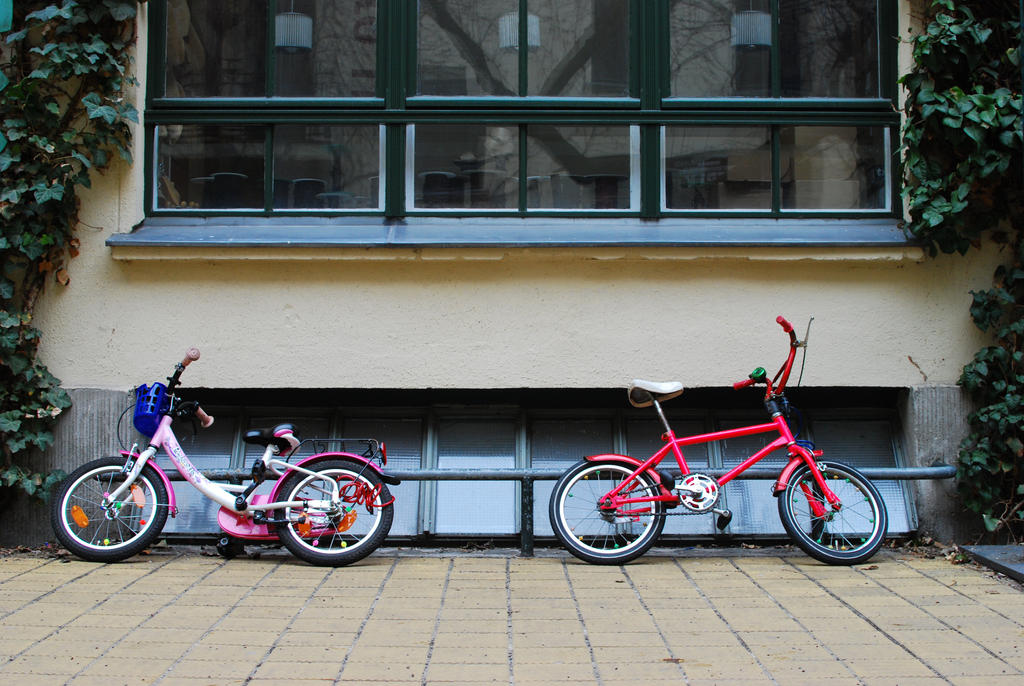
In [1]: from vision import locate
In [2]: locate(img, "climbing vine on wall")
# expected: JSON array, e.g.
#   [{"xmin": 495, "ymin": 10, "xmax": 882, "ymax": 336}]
[
  {"xmin": 0, "ymin": 1, "xmax": 139, "ymax": 499},
  {"xmin": 902, "ymin": 0, "xmax": 1024, "ymax": 539}
]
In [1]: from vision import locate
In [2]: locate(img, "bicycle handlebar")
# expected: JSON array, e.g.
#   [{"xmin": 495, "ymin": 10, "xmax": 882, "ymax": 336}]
[
  {"xmin": 182, "ymin": 347, "xmax": 200, "ymax": 367},
  {"xmin": 167, "ymin": 347, "xmax": 215, "ymax": 427},
  {"xmin": 732, "ymin": 318, "xmax": 800, "ymax": 396},
  {"xmin": 195, "ymin": 405, "xmax": 215, "ymax": 428}
]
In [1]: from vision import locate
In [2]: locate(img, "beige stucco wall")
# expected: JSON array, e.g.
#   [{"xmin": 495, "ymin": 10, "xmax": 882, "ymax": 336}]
[{"xmin": 31, "ymin": 0, "xmax": 1002, "ymax": 393}]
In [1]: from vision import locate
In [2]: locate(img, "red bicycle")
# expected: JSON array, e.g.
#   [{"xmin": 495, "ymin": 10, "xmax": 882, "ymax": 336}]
[{"xmin": 548, "ymin": 316, "xmax": 888, "ymax": 565}]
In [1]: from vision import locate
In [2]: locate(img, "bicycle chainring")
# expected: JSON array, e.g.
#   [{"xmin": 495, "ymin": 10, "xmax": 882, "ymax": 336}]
[{"xmin": 675, "ymin": 473, "xmax": 720, "ymax": 513}]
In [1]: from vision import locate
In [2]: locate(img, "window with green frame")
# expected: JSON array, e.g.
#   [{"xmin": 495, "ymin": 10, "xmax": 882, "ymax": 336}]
[{"xmin": 147, "ymin": 0, "xmax": 898, "ymax": 220}]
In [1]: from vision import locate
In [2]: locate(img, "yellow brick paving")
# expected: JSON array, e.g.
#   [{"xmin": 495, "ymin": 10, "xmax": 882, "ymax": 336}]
[{"xmin": 0, "ymin": 548, "xmax": 1019, "ymax": 685}]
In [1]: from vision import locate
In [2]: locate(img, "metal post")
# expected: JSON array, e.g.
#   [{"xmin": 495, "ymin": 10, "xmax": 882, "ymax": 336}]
[{"xmin": 520, "ymin": 476, "xmax": 534, "ymax": 557}]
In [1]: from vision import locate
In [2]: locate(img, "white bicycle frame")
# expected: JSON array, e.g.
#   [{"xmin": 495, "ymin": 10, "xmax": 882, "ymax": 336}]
[{"xmin": 104, "ymin": 414, "xmax": 340, "ymax": 514}]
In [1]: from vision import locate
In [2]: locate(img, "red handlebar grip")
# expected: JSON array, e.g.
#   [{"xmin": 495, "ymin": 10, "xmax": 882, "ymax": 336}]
[
  {"xmin": 195, "ymin": 406, "xmax": 215, "ymax": 429},
  {"xmin": 182, "ymin": 347, "xmax": 200, "ymax": 367},
  {"xmin": 776, "ymin": 316, "xmax": 794, "ymax": 333},
  {"xmin": 733, "ymin": 378, "xmax": 756, "ymax": 390}
]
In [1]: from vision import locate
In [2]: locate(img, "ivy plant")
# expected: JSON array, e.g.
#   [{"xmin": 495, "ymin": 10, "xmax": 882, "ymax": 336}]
[
  {"xmin": 0, "ymin": 1, "xmax": 139, "ymax": 501},
  {"xmin": 902, "ymin": 0, "xmax": 1024, "ymax": 539}
]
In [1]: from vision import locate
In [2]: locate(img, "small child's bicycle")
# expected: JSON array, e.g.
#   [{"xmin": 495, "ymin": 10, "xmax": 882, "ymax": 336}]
[
  {"xmin": 51, "ymin": 348, "xmax": 401, "ymax": 566},
  {"xmin": 549, "ymin": 316, "xmax": 888, "ymax": 566}
]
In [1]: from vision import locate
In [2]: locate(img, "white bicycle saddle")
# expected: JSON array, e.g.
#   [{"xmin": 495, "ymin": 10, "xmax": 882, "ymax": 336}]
[{"xmin": 628, "ymin": 379, "xmax": 684, "ymax": 408}]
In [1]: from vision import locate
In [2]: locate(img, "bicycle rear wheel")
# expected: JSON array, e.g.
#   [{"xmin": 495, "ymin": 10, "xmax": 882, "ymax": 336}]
[
  {"xmin": 273, "ymin": 459, "xmax": 393, "ymax": 567},
  {"xmin": 51, "ymin": 457, "xmax": 169, "ymax": 562},
  {"xmin": 778, "ymin": 461, "xmax": 887, "ymax": 565},
  {"xmin": 549, "ymin": 460, "xmax": 666, "ymax": 565}
]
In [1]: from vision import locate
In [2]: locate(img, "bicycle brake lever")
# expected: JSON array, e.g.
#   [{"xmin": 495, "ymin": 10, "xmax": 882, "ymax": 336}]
[{"xmin": 795, "ymin": 316, "xmax": 814, "ymax": 348}]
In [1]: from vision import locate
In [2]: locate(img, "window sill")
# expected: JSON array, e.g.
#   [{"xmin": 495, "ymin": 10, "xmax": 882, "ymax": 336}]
[{"xmin": 108, "ymin": 216, "xmax": 919, "ymax": 261}]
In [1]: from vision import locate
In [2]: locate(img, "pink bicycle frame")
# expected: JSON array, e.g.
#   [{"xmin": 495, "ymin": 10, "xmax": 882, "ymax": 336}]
[{"xmin": 116, "ymin": 418, "xmax": 393, "ymax": 518}]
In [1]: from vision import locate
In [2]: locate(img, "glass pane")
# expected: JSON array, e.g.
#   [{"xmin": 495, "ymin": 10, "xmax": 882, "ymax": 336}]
[
  {"xmin": 156, "ymin": 125, "xmax": 265, "ymax": 209},
  {"xmin": 410, "ymin": 125, "xmax": 518, "ymax": 209},
  {"xmin": 718, "ymin": 414, "xmax": 786, "ymax": 535},
  {"xmin": 165, "ymin": 0, "xmax": 267, "ymax": 98},
  {"xmin": 780, "ymin": 126, "xmax": 888, "ymax": 210},
  {"xmin": 811, "ymin": 419, "xmax": 911, "ymax": 533},
  {"xmin": 526, "ymin": 125, "xmax": 634, "ymax": 210},
  {"xmin": 435, "ymin": 419, "xmax": 517, "ymax": 535},
  {"xmin": 342, "ymin": 418, "xmax": 423, "ymax": 537},
  {"xmin": 275, "ymin": 0, "xmax": 377, "ymax": 97},
  {"xmin": 664, "ymin": 126, "xmax": 771, "ymax": 210},
  {"xmin": 528, "ymin": 0, "xmax": 629, "ymax": 97},
  {"xmin": 779, "ymin": 0, "xmax": 879, "ymax": 98},
  {"xmin": 274, "ymin": 125, "xmax": 382, "ymax": 209},
  {"xmin": 417, "ymin": 0, "xmax": 517, "ymax": 96},
  {"xmin": 531, "ymin": 419, "xmax": 613, "ymax": 536},
  {"xmin": 625, "ymin": 417, "xmax": 710, "ymax": 470},
  {"xmin": 668, "ymin": 0, "xmax": 770, "ymax": 98}
]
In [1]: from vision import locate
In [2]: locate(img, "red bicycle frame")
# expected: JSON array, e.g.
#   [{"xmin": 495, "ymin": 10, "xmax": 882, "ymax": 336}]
[{"xmin": 592, "ymin": 316, "xmax": 840, "ymax": 519}]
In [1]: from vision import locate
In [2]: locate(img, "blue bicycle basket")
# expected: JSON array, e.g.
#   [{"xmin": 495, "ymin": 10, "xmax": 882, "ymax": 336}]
[{"xmin": 133, "ymin": 383, "xmax": 169, "ymax": 437}]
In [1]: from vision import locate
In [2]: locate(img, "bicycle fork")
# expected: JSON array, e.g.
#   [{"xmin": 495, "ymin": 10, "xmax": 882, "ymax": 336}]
[{"xmin": 778, "ymin": 451, "xmax": 843, "ymax": 519}]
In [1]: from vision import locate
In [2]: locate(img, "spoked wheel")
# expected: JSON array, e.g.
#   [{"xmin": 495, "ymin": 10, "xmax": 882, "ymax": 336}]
[
  {"xmin": 51, "ymin": 457, "xmax": 169, "ymax": 562},
  {"xmin": 778, "ymin": 461, "xmax": 887, "ymax": 565},
  {"xmin": 549, "ymin": 460, "xmax": 666, "ymax": 565},
  {"xmin": 273, "ymin": 459, "xmax": 394, "ymax": 567}
]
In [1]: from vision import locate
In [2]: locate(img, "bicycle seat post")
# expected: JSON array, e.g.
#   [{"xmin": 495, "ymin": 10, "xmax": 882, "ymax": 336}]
[{"xmin": 651, "ymin": 399, "xmax": 673, "ymax": 436}]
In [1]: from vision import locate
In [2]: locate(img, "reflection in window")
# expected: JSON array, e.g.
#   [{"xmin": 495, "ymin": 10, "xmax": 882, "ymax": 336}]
[
  {"xmin": 668, "ymin": 0, "xmax": 879, "ymax": 99},
  {"xmin": 165, "ymin": 0, "xmax": 377, "ymax": 99},
  {"xmin": 277, "ymin": 0, "xmax": 377, "ymax": 98},
  {"xmin": 780, "ymin": 126, "xmax": 889, "ymax": 210},
  {"xmin": 663, "ymin": 126, "xmax": 771, "ymax": 211},
  {"xmin": 418, "ymin": 0, "xmax": 517, "ymax": 96},
  {"xmin": 274, "ymin": 125, "xmax": 382, "ymax": 210},
  {"xmin": 528, "ymin": 0, "xmax": 629, "ymax": 97},
  {"xmin": 668, "ymin": 0, "xmax": 770, "ymax": 98},
  {"xmin": 165, "ymin": 0, "xmax": 267, "ymax": 98},
  {"xmin": 779, "ymin": 0, "xmax": 878, "ymax": 98},
  {"xmin": 416, "ymin": 0, "xmax": 629, "ymax": 97},
  {"xmin": 409, "ymin": 125, "xmax": 519, "ymax": 210},
  {"xmin": 156, "ymin": 125, "xmax": 265, "ymax": 209},
  {"xmin": 527, "ymin": 126, "xmax": 637, "ymax": 210}
]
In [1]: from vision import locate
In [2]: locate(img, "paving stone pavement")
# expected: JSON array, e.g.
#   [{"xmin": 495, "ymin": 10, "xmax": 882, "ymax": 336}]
[{"xmin": 0, "ymin": 545, "xmax": 1021, "ymax": 685}]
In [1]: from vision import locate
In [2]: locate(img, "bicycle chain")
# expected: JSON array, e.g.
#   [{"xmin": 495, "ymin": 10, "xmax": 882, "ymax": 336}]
[{"xmin": 608, "ymin": 484, "xmax": 709, "ymax": 516}]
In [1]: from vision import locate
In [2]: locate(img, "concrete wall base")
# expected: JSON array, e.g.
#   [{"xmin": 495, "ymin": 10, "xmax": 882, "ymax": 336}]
[
  {"xmin": 898, "ymin": 385, "xmax": 981, "ymax": 544},
  {"xmin": 0, "ymin": 389, "xmax": 129, "ymax": 547}
]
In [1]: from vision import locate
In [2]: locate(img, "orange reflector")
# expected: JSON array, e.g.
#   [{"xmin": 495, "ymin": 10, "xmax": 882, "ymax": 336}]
[
  {"xmin": 130, "ymin": 484, "xmax": 146, "ymax": 508},
  {"xmin": 296, "ymin": 520, "xmax": 312, "ymax": 537},
  {"xmin": 71, "ymin": 505, "xmax": 89, "ymax": 528},
  {"xmin": 337, "ymin": 509, "xmax": 357, "ymax": 532}
]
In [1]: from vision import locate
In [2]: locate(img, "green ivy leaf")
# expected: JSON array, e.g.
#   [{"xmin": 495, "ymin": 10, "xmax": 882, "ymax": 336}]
[{"xmin": 32, "ymin": 183, "xmax": 64, "ymax": 204}]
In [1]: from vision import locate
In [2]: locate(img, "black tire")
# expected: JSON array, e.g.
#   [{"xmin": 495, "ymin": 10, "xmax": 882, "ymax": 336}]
[
  {"xmin": 778, "ymin": 461, "xmax": 887, "ymax": 565},
  {"xmin": 549, "ymin": 460, "xmax": 666, "ymax": 565},
  {"xmin": 273, "ymin": 459, "xmax": 394, "ymax": 567},
  {"xmin": 51, "ymin": 456, "xmax": 169, "ymax": 562}
]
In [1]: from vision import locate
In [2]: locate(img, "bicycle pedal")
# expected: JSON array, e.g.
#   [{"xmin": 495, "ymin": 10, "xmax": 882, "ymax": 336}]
[{"xmin": 714, "ymin": 508, "xmax": 733, "ymax": 530}]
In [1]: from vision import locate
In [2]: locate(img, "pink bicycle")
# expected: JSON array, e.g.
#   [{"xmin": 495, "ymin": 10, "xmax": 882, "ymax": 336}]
[
  {"xmin": 50, "ymin": 348, "xmax": 400, "ymax": 566},
  {"xmin": 549, "ymin": 316, "xmax": 888, "ymax": 565}
]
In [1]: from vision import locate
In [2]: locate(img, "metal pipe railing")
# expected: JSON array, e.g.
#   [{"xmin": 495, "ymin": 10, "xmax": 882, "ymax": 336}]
[{"xmin": 172, "ymin": 464, "xmax": 956, "ymax": 556}]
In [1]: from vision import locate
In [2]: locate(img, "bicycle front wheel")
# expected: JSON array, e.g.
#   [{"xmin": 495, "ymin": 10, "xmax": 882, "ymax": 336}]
[
  {"xmin": 778, "ymin": 461, "xmax": 887, "ymax": 565},
  {"xmin": 549, "ymin": 460, "xmax": 666, "ymax": 565},
  {"xmin": 51, "ymin": 457, "xmax": 169, "ymax": 562},
  {"xmin": 274, "ymin": 459, "xmax": 394, "ymax": 567}
]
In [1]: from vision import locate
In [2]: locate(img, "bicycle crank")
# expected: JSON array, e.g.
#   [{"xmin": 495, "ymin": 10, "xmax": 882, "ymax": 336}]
[{"xmin": 674, "ymin": 473, "xmax": 720, "ymax": 512}]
